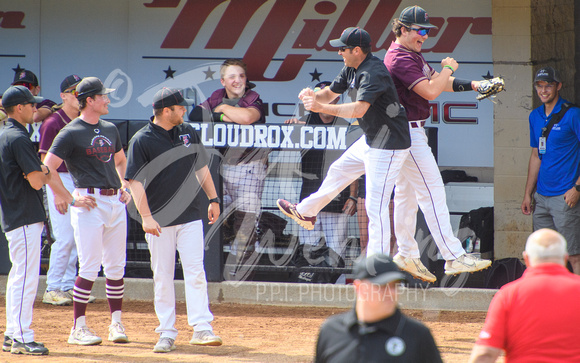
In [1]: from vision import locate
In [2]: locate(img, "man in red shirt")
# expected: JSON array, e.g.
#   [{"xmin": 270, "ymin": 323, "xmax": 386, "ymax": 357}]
[{"xmin": 469, "ymin": 228, "xmax": 580, "ymax": 362}]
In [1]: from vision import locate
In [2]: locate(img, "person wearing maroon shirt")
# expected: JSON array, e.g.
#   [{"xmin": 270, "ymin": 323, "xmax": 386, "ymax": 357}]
[{"xmin": 384, "ymin": 5, "xmax": 491, "ymax": 282}]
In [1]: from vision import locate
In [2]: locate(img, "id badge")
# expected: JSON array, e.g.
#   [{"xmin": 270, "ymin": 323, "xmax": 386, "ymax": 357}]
[{"xmin": 539, "ymin": 136, "xmax": 547, "ymax": 154}]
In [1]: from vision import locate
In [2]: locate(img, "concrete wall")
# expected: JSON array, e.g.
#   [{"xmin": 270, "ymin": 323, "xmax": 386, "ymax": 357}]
[{"xmin": 492, "ymin": 0, "xmax": 575, "ymax": 259}]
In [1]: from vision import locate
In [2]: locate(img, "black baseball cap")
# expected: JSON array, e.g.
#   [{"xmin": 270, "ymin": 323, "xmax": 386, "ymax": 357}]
[
  {"xmin": 75, "ymin": 77, "xmax": 115, "ymax": 99},
  {"xmin": 152, "ymin": 87, "xmax": 194, "ymax": 109},
  {"xmin": 534, "ymin": 67, "xmax": 561, "ymax": 83},
  {"xmin": 60, "ymin": 74, "xmax": 82, "ymax": 93},
  {"xmin": 353, "ymin": 254, "xmax": 407, "ymax": 285},
  {"xmin": 2, "ymin": 85, "xmax": 44, "ymax": 108},
  {"xmin": 329, "ymin": 27, "xmax": 371, "ymax": 48},
  {"xmin": 12, "ymin": 70, "xmax": 39, "ymax": 87},
  {"xmin": 398, "ymin": 5, "xmax": 438, "ymax": 29}
]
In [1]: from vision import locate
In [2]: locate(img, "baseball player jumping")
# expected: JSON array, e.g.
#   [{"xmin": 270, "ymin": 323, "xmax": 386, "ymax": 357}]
[
  {"xmin": 277, "ymin": 27, "xmax": 411, "ymax": 256},
  {"xmin": 384, "ymin": 5, "xmax": 492, "ymax": 282},
  {"xmin": 44, "ymin": 77, "xmax": 132, "ymax": 346}
]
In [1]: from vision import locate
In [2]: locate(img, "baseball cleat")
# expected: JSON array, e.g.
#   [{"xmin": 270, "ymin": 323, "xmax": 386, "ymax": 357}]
[
  {"xmin": 444, "ymin": 254, "xmax": 492, "ymax": 275},
  {"xmin": 10, "ymin": 341, "xmax": 48, "ymax": 355},
  {"xmin": 276, "ymin": 199, "xmax": 316, "ymax": 230},
  {"xmin": 189, "ymin": 330, "xmax": 223, "ymax": 346},
  {"xmin": 108, "ymin": 322, "xmax": 129, "ymax": 343},
  {"xmin": 153, "ymin": 337, "xmax": 176, "ymax": 353},
  {"xmin": 393, "ymin": 253, "xmax": 436, "ymax": 283},
  {"xmin": 68, "ymin": 326, "xmax": 102, "ymax": 346},
  {"xmin": 2, "ymin": 335, "xmax": 12, "ymax": 352},
  {"xmin": 42, "ymin": 290, "xmax": 72, "ymax": 306}
]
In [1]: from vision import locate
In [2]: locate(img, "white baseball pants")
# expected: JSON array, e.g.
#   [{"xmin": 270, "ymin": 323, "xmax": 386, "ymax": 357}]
[
  {"xmin": 222, "ymin": 160, "xmax": 267, "ymax": 214},
  {"xmin": 146, "ymin": 219, "xmax": 214, "ymax": 339},
  {"xmin": 394, "ymin": 125, "xmax": 465, "ymax": 261},
  {"xmin": 71, "ymin": 189, "xmax": 127, "ymax": 282},
  {"xmin": 299, "ymin": 212, "xmax": 348, "ymax": 256},
  {"xmin": 45, "ymin": 172, "xmax": 78, "ymax": 292},
  {"xmin": 297, "ymin": 136, "xmax": 409, "ymax": 255},
  {"xmin": 4, "ymin": 222, "xmax": 43, "ymax": 343}
]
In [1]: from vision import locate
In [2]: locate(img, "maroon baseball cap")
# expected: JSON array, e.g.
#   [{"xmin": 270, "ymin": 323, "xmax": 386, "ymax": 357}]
[
  {"xmin": 398, "ymin": 5, "xmax": 438, "ymax": 29},
  {"xmin": 329, "ymin": 27, "xmax": 371, "ymax": 48},
  {"xmin": 152, "ymin": 87, "xmax": 194, "ymax": 109}
]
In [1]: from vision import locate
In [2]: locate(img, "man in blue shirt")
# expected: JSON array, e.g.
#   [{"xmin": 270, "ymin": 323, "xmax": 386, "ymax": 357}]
[{"xmin": 521, "ymin": 67, "xmax": 580, "ymax": 274}]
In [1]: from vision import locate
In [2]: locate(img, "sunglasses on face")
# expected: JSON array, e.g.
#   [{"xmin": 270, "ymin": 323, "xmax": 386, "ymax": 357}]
[
  {"xmin": 338, "ymin": 46, "xmax": 355, "ymax": 52},
  {"xmin": 64, "ymin": 89, "xmax": 78, "ymax": 96},
  {"xmin": 407, "ymin": 27, "xmax": 430, "ymax": 36}
]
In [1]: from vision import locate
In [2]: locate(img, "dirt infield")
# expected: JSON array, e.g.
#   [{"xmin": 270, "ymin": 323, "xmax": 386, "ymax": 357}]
[{"xmin": 0, "ymin": 297, "xmax": 501, "ymax": 362}]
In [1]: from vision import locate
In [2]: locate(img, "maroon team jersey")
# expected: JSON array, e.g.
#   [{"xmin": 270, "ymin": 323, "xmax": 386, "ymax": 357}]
[
  {"xmin": 39, "ymin": 108, "xmax": 71, "ymax": 173},
  {"xmin": 384, "ymin": 42, "xmax": 435, "ymax": 122}
]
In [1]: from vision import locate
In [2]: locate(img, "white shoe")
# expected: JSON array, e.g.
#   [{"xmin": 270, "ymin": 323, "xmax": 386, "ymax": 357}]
[
  {"xmin": 42, "ymin": 290, "xmax": 72, "ymax": 306},
  {"xmin": 445, "ymin": 254, "xmax": 492, "ymax": 275},
  {"xmin": 393, "ymin": 254, "xmax": 436, "ymax": 283},
  {"xmin": 153, "ymin": 337, "xmax": 176, "ymax": 353},
  {"xmin": 108, "ymin": 322, "xmax": 129, "ymax": 343},
  {"xmin": 68, "ymin": 326, "xmax": 102, "ymax": 346},
  {"xmin": 189, "ymin": 330, "xmax": 223, "ymax": 346}
]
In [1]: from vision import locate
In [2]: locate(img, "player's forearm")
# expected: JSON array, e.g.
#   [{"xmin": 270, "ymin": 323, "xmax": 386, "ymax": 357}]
[
  {"xmin": 195, "ymin": 166, "xmax": 218, "ymax": 199},
  {"xmin": 127, "ymin": 180, "xmax": 153, "ymax": 218},
  {"xmin": 115, "ymin": 151, "xmax": 129, "ymax": 189},
  {"xmin": 218, "ymin": 104, "xmax": 260, "ymax": 125},
  {"xmin": 318, "ymin": 101, "xmax": 369, "ymax": 119}
]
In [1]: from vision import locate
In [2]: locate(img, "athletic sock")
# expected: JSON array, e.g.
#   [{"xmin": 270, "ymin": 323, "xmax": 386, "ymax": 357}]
[
  {"xmin": 73, "ymin": 277, "xmax": 94, "ymax": 328},
  {"xmin": 106, "ymin": 278, "xmax": 124, "ymax": 318}
]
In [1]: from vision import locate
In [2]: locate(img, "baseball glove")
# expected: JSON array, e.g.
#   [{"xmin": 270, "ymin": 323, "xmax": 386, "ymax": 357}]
[{"xmin": 476, "ymin": 76, "xmax": 505, "ymax": 101}]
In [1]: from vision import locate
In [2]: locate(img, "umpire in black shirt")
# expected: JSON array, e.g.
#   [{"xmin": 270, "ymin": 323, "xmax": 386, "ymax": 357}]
[{"xmin": 315, "ymin": 254, "xmax": 442, "ymax": 362}]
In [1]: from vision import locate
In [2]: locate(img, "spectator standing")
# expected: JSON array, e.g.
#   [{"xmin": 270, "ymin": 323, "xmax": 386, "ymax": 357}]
[{"xmin": 521, "ymin": 66, "xmax": 580, "ymax": 274}]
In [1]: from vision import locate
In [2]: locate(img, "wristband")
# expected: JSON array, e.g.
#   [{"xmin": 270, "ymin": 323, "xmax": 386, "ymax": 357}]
[
  {"xmin": 209, "ymin": 197, "xmax": 220, "ymax": 204},
  {"xmin": 212, "ymin": 112, "xmax": 223, "ymax": 122},
  {"xmin": 348, "ymin": 196, "xmax": 358, "ymax": 203},
  {"xmin": 452, "ymin": 78, "xmax": 473, "ymax": 92},
  {"xmin": 443, "ymin": 65, "xmax": 455, "ymax": 75},
  {"xmin": 43, "ymin": 167, "xmax": 50, "ymax": 176},
  {"xmin": 70, "ymin": 197, "xmax": 75, "ymax": 207}
]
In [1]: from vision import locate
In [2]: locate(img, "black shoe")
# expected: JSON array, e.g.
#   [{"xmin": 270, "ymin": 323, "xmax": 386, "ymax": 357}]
[
  {"xmin": 10, "ymin": 340, "xmax": 49, "ymax": 355},
  {"xmin": 2, "ymin": 335, "xmax": 11, "ymax": 352}
]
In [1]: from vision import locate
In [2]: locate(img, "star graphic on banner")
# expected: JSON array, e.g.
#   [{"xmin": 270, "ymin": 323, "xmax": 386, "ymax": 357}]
[
  {"xmin": 203, "ymin": 67, "xmax": 215, "ymax": 80},
  {"xmin": 163, "ymin": 66, "xmax": 176, "ymax": 79},
  {"xmin": 309, "ymin": 68, "xmax": 322, "ymax": 82},
  {"xmin": 482, "ymin": 71, "xmax": 493, "ymax": 80},
  {"xmin": 12, "ymin": 64, "xmax": 24, "ymax": 75}
]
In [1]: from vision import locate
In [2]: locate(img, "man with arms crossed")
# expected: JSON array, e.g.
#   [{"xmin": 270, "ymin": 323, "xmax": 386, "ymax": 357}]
[
  {"xmin": 0, "ymin": 86, "xmax": 51, "ymax": 355},
  {"xmin": 521, "ymin": 67, "xmax": 580, "ymax": 274},
  {"xmin": 385, "ymin": 5, "xmax": 491, "ymax": 282},
  {"xmin": 469, "ymin": 229, "xmax": 580, "ymax": 362},
  {"xmin": 278, "ymin": 27, "xmax": 411, "ymax": 256},
  {"xmin": 44, "ymin": 77, "xmax": 131, "ymax": 345},
  {"xmin": 126, "ymin": 88, "xmax": 222, "ymax": 352}
]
